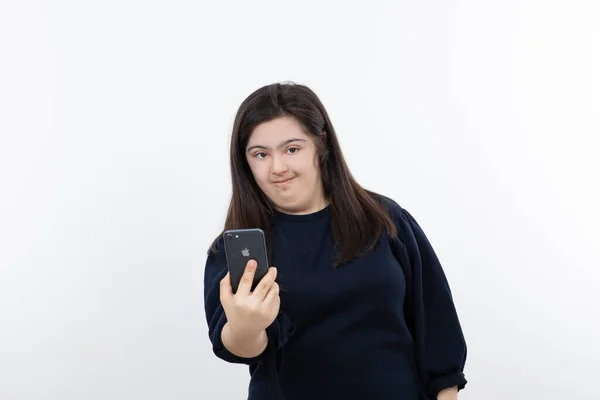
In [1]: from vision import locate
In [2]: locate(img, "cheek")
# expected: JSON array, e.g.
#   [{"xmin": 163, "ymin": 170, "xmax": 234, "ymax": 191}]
[
  {"xmin": 294, "ymin": 153, "xmax": 315, "ymax": 172},
  {"xmin": 248, "ymin": 161, "xmax": 269, "ymax": 186},
  {"xmin": 304, "ymin": 155, "xmax": 321, "ymax": 178}
]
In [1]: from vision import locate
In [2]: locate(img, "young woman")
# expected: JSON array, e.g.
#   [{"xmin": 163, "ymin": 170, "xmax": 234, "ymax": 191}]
[{"xmin": 204, "ymin": 82, "xmax": 467, "ymax": 400}]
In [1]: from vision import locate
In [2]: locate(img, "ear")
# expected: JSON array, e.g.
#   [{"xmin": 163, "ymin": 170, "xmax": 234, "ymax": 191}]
[{"xmin": 320, "ymin": 130, "xmax": 327, "ymax": 144}]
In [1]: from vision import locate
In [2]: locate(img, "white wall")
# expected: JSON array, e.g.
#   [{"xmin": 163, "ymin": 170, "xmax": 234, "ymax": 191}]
[{"xmin": 1, "ymin": 1, "xmax": 598, "ymax": 399}]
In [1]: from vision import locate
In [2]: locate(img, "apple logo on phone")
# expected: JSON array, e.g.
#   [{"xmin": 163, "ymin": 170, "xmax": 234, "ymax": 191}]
[{"xmin": 241, "ymin": 247, "xmax": 250, "ymax": 257}]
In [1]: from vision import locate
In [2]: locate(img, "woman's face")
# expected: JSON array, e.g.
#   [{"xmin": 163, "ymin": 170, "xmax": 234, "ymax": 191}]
[{"xmin": 245, "ymin": 116, "xmax": 327, "ymax": 215}]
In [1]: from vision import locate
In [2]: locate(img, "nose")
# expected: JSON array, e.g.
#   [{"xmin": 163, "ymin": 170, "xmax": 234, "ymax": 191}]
[{"xmin": 270, "ymin": 154, "xmax": 288, "ymax": 174}]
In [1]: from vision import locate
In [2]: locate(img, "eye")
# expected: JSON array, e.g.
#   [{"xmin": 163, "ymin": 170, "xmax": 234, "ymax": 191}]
[
  {"xmin": 254, "ymin": 152, "xmax": 267, "ymax": 159},
  {"xmin": 287, "ymin": 147, "xmax": 300, "ymax": 154}
]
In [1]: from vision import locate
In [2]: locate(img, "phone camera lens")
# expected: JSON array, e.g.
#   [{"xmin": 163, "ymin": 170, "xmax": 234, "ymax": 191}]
[{"xmin": 226, "ymin": 234, "xmax": 233, "ymax": 240}]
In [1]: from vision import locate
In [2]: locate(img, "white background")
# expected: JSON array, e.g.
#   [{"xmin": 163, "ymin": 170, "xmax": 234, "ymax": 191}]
[{"xmin": 1, "ymin": 1, "xmax": 599, "ymax": 399}]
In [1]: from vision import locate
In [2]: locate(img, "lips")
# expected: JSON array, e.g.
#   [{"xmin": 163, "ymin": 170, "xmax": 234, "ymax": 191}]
[{"xmin": 273, "ymin": 177, "xmax": 295, "ymax": 185}]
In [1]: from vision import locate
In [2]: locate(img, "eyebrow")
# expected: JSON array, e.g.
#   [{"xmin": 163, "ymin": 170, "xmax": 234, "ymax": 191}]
[{"xmin": 246, "ymin": 138, "xmax": 306, "ymax": 153}]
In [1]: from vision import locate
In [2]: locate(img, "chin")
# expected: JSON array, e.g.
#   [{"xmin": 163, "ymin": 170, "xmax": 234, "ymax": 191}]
[{"xmin": 272, "ymin": 197, "xmax": 302, "ymax": 212}]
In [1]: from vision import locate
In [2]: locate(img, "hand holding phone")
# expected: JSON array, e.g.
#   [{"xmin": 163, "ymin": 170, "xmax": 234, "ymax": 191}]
[
  {"xmin": 219, "ymin": 228, "xmax": 280, "ymax": 338},
  {"xmin": 219, "ymin": 258, "xmax": 280, "ymax": 339}
]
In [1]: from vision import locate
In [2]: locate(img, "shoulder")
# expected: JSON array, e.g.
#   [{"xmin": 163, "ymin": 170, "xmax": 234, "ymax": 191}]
[
  {"xmin": 368, "ymin": 191, "xmax": 424, "ymax": 244},
  {"xmin": 204, "ymin": 234, "xmax": 227, "ymax": 285},
  {"xmin": 206, "ymin": 234, "xmax": 226, "ymax": 264},
  {"xmin": 372, "ymin": 192, "xmax": 403, "ymax": 216},
  {"xmin": 368, "ymin": 191, "xmax": 409, "ymax": 225}
]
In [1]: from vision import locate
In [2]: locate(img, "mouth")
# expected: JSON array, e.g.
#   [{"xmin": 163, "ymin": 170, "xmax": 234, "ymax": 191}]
[{"xmin": 273, "ymin": 177, "xmax": 295, "ymax": 186}]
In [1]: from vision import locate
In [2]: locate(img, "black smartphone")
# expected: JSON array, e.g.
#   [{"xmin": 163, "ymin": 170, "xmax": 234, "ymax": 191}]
[{"xmin": 223, "ymin": 228, "xmax": 269, "ymax": 293}]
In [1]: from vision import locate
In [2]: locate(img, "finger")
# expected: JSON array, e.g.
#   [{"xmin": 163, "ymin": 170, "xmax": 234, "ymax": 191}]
[
  {"xmin": 264, "ymin": 281, "xmax": 280, "ymax": 305},
  {"xmin": 237, "ymin": 259, "xmax": 257, "ymax": 295},
  {"xmin": 252, "ymin": 267, "xmax": 277, "ymax": 300},
  {"xmin": 219, "ymin": 272, "xmax": 233, "ymax": 302}
]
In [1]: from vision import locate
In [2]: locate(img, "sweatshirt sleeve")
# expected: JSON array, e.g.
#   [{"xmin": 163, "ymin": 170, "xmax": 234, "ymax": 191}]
[
  {"xmin": 203, "ymin": 236, "xmax": 295, "ymax": 365},
  {"xmin": 387, "ymin": 201, "xmax": 468, "ymax": 397}
]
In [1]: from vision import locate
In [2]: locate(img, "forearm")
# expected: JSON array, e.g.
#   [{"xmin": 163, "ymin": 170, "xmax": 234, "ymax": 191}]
[
  {"xmin": 221, "ymin": 322, "xmax": 268, "ymax": 358},
  {"xmin": 437, "ymin": 385, "xmax": 458, "ymax": 400}
]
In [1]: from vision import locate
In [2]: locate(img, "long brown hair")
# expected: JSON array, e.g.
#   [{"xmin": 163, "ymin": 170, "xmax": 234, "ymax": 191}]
[{"xmin": 209, "ymin": 82, "xmax": 397, "ymax": 267}]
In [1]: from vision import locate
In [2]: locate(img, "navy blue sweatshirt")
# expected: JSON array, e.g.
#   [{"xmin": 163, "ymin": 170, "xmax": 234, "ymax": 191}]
[{"xmin": 204, "ymin": 196, "xmax": 467, "ymax": 400}]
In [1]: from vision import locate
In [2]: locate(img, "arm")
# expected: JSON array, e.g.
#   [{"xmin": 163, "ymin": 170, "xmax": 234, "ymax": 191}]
[
  {"xmin": 204, "ymin": 237, "xmax": 295, "ymax": 364},
  {"xmin": 221, "ymin": 322, "xmax": 268, "ymax": 359},
  {"xmin": 437, "ymin": 385, "xmax": 458, "ymax": 400},
  {"xmin": 387, "ymin": 202, "xmax": 467, "ymax": 398}
]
